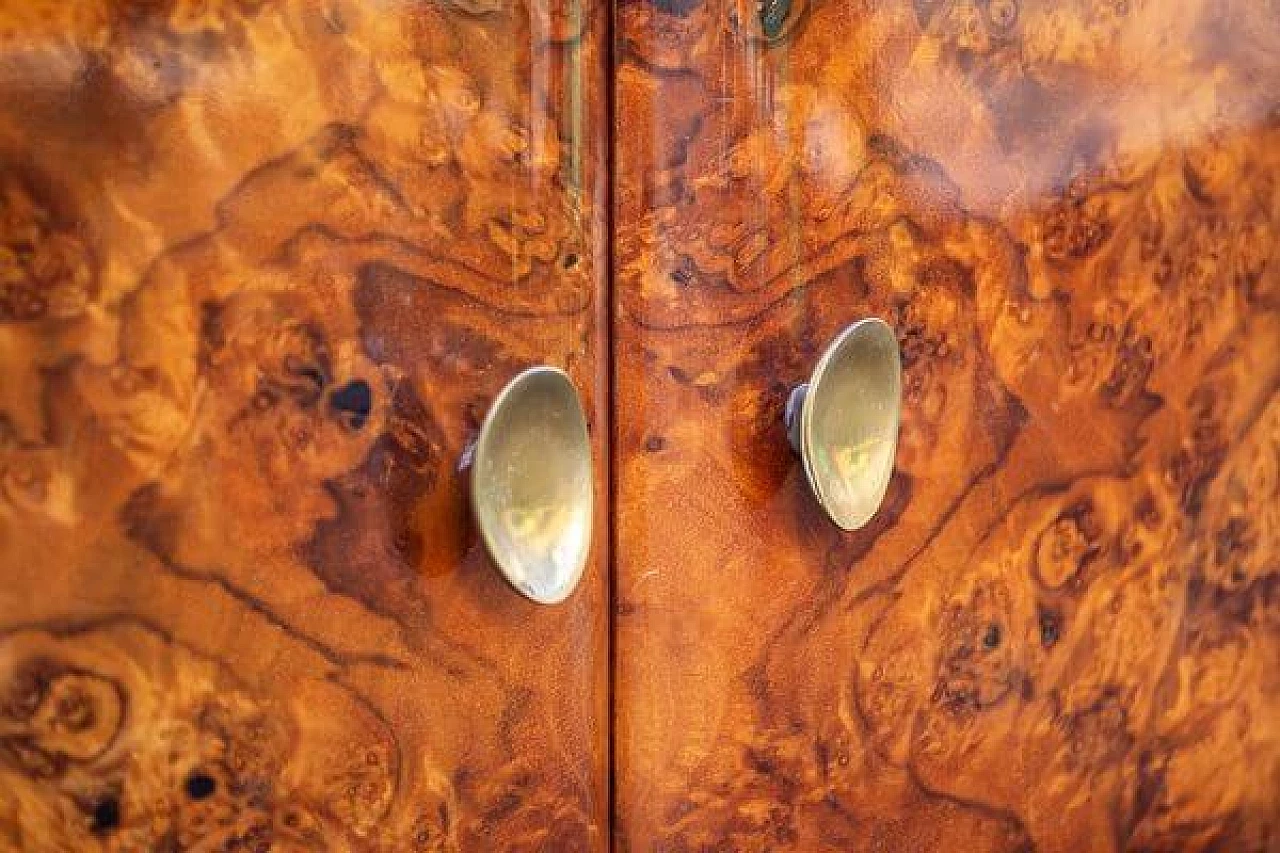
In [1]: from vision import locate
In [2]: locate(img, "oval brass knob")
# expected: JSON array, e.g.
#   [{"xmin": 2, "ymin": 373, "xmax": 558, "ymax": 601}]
[
  {"xmin": 784, "ymin": 318, "xmax": 902, "ymax": 531},
  {"xmin": 468, "ymin": 366, "xmax": 593, "ymax": 604}
]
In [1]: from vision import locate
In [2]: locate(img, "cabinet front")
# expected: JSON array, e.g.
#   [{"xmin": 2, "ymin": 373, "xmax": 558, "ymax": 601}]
[
  {"xmin": 614, "ymin": 0, "xmax": 1279, "ymax": 849},
  {"xmin": 0, "ymin": 1, "xmax": 608, "ymax": 849},
  {"xmin": 1, "ymin": 0, "xmax": 1278, "ymax": 850}
]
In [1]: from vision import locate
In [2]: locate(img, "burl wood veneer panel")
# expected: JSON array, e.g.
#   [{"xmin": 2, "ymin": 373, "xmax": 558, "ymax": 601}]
[
  {"xmin": 0, "ymin": 0, "xmax": 607, "ymax": 849},
  {"xmin": 614, "ymin": 0, "xmax": 1279, "ymax": 849}
]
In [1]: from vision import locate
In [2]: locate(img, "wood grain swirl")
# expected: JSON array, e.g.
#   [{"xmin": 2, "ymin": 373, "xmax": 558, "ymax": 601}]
[
  {"xmin": 0, "ymin": 0, "xmax": 607, "ymax": 849},
  {"xmin": 613, "ymin": 0, "xmax": 1280, "ymax": 849}
]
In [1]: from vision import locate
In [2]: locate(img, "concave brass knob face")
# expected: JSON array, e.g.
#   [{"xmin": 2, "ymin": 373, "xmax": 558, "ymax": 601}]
[
  {"xmin": 470, "ymin": 367, "xmax": 593, "ymax": 604},
  {"xmin": 785, "ymin": 318, "xmax": 902, "ymax": 531}
]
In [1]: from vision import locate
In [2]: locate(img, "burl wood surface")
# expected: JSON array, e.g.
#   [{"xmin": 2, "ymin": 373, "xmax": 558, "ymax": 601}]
[
  {"xmin": 614, "ymin": 0, "xmax": 1279, "ymax": 849},
  {"xmin": 0, "ymin": 0, "xmax": 608, "ymax": 850}
]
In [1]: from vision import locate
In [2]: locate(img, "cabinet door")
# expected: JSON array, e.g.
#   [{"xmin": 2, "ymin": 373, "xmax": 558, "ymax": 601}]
[
  {"xmin": 0, "ymin": 1, "xmax": 607, "ymax": 849},
  {"xmin": 614, "ymin": 0, "xmax": 1279, "ymax": 849}
]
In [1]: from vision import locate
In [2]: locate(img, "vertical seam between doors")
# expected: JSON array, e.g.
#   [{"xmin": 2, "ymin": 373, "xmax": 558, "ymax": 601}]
[{"xmin": 603, "ymin": 0, "xmax": 618, "ymax": 847}]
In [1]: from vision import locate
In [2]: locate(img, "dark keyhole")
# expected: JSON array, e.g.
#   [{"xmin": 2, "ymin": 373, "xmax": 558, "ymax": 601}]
[{"xmin": 760, "ymin": 0, "xmax": 792, "ymax": 39}]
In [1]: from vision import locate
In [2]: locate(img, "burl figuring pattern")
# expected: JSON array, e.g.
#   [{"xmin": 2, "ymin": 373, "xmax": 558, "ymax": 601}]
[
  {"xmin": 614, "ymin": 0, "xmax": 1280, "ymax": 850},
  {"xmin": 0, "ymin": 0, "xmax": 608, "ymax": 850}
]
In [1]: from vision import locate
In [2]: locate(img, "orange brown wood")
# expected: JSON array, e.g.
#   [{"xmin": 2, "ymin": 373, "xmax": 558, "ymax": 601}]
[
  {"xmin": 613, "ymin": 0, "xmax": 1280, "ymax": 849},
  {"xmin": 0, "ymin": 0, "xmax": 608, "ymax": 850}
]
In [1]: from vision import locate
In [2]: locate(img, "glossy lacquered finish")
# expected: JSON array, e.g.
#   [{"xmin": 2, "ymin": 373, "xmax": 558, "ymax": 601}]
[
  {"xmin": 613, "ymin": 0, "xmax": 1280, "ymax": 850},
  {"xmin": 0, "ymin": 0, "xmax": 608, "ymax": 849}
]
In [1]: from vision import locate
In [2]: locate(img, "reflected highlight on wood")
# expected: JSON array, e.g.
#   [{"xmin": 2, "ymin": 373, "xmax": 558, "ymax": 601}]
[
  {"xmin": 0, "ymin": 0, "xmax": 607, "ymax": 849},
  {"xmin": 613, "ymin": 0, "xmax": 1279, "ymax": 849}
]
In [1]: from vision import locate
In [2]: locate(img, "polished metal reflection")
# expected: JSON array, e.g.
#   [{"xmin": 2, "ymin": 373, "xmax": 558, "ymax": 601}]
[
  {"xmin": 785, "ymin": 318, "xmax": 902, "ymax": 531},
  {"xmin": 470, "ymin": 366, "xmax": 593, "ymax": 604}
]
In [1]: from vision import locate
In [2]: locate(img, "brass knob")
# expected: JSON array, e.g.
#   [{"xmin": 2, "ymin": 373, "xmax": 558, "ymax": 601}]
[
  {"xmin": 468, "ymin": 366, "xmax": 593, "ymax": 604},
  {"xmin": 784, "ymin": 318, "xmax": 902, "ymax": 531}
]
